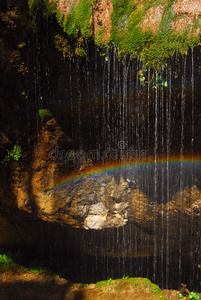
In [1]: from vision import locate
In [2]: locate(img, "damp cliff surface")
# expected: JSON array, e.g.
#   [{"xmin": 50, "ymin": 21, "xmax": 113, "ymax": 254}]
[{"xmin": 1, "ymin": 0, "xmax": 201, "ymax": 291}]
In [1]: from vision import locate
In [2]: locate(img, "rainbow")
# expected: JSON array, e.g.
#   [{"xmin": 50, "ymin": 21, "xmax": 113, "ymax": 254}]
[{"xmin": 47, "ymin": 154, "xmax": 201, "ymax": 192}]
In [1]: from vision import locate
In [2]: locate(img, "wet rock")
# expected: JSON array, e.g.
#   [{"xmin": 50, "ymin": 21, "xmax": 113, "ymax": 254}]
[
  {"xmin": 162, "ymin": 289, "xmax": 180, "ymax": 300},
  {"xmin": 84, "ymin": 214, "xmax": 107, "ymax": 230}
]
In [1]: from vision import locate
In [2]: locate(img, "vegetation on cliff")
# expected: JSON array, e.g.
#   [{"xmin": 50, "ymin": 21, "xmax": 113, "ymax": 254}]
[{"xmin": 28, "ymin": 0, "xmax": 201, "ymax": 69}]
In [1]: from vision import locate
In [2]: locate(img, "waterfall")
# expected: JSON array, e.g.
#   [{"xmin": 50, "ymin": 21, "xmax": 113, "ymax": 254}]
[
  {"xmin": 28, "ymin": 42, "xmax": 201, "ymax": 289},
  {"xmin": 2, "ymin": 1, "xmax": 201, "ymax": 298},
  {"xmin": 2, "ymin": 18, "xmax": 201, "ymax": 291}
]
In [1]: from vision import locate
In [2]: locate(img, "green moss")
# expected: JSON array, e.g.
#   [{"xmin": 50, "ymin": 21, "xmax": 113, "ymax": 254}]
[
  {"xmin": 110, "ymin": 0, "xmax": 201, "ymax": 68},
  {"xmin": 96, "ymin": 280, "xmax": 109, "ymax": 288},
  {"xmin": 111, "ymin": 0, "xmax": 133, "ymax": 38},
  {"xmin": 0, "ymin": 254, "xmax": 15, "ymax": 270},
  {"xmin": 189, "ymin": 292, "xmax": 200, "ymax": 300},
  {"xmin": 110, "ymin": 0, "xmax": 161, "ymax": 60},
  {"xmin": 141, "ymin": 4, "xmax": 181, "ymax": 67},
  {"xmin": 151, "ymin": 284, "xmax": 168, "ymax": 299},
  {"xmin": 96, "ymin": 278, "xmax": 115, "ymax": 288},
  {"xmin": 95, "ymin": 277, "xmax": 167, "ymax": 299},
  {"xmin": 33, "ymin": 0, "xmax": 201, "ymax": 69},
  {"xmin": 63, "ymin": 0, "xmax": 96, "ymax": 38},
  {"xmin": 95, "ymin": 28, "xmax": 106, "ymax": 46},
  {"xmin": 0, "ymin": 253, "xmax": 53, "ymax": 275},
  {"xmin": 38, "ymin": 109, "xmax": 52, "ymax": 121},
  {"xmin": 56, "ymin": 10, "xmax": 64, "ymax": 26},
  {"xmin": 140, "ymin": 3, "xmax": 200, "ymax": 69},
  {"xmin": 28, "ymin": 0, "xmax": 56, "ymax": 18},
  {"xmin": 1, "ymin": 144, "xmax": 22, "ymax": 165}
]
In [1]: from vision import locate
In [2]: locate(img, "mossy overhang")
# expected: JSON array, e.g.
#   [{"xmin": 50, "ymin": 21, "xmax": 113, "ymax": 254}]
[{"xmin": 28, "ymin": 0, "xmax": 201, "ymax": 69}]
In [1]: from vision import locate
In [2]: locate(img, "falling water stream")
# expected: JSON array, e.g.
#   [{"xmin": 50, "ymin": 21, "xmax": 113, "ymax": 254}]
[{"xmin": 28, "ymin": 30, "xmax": 201, "ymax": 291}]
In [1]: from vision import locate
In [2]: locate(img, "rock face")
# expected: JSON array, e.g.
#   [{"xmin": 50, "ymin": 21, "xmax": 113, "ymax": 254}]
[
  {"xmin": 173, "ymin": 0, "xmax": 201, "ymax": 35},
  {"xmin": 0, "ymin": 117, "xmax": 200, "ymax": 262},
  {"xmin": 91, "ymin": 0, "xmax": 113, "ymax": 43},
  {"xmin": 139, "ymin": 5, "xmax": 164, "ymax": 34}
]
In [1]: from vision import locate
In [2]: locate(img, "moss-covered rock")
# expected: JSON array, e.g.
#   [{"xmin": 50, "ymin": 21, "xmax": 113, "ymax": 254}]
[
  {"xmin": 32, "ymin": 0, "xmax": 201, "ymax": 69},
  {"xmin": 84, "ymin": 277, "xmax": 168, "ymax": 299},
  {"xmin": 38, "ymin": 109, "xmax": 52, "ymax": 121}
]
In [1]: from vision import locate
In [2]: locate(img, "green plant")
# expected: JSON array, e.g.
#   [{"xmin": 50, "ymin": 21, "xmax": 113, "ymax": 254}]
[
  {"xmin": 95, "ymin": 28, "xmax": 106, "ymax": 46},
  {"xmin": 179, "ymin": 291, "xmax": 200, "ymax": 300},
  {"xmin": 138, "ymin": 68, "xmax": 167, "ymax": 89},
  {"xmin": 96, "ymin": 278, "xmax": 115, "ymax": 287},
  {"xmin": 63, "ymin": 0, "xmax": 96, "ymax": 38},
  {"xmin": 75, "ymin": 46, "xmax": 86, "ymax": 57},
  {"xmin": 55, "ymin": 34, "xmax": 72, "ymax": 59},
  {"xmin": 21, "ymin": 91, "xmax": 28, "ymax": 99},
  {"xmin": 189, "ymin": 292, "xmax": 200, "ymax": 300},
  {"xmin": 1, "ymin": 144, "xmax": 22, "ymax": 165},
  {"xmin": 152, "ymin": 286, "xmax": 160, "ymax": 293},
  {"xmin": 0, "ymin": 254, "xmax": 15, "ymax": 270},
  {"xmin": 138, "ymin": 69, "xmax": 146, "ymax": 86},
  {"xmin": 152, "ymin": 76, "xmax": 167, "ymax": 89},
  {"xmin": 117, "ymin": 280, "xmax": 128, "ymax": 290},
  {"xmin": 96, "ymin": 280, "xmax": 108, "ymax": 288},
  {"xmin": 0, "ymin": 251, "xmax": 54, "ymax": 276},
  {"xmin": 68, "ymin": 150, "xmax": 76, "ymax": 159},
  {"xmin": 38, "ymin": 109, "xmax": 52, "ymax": 121}
]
